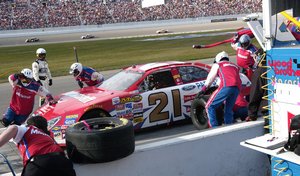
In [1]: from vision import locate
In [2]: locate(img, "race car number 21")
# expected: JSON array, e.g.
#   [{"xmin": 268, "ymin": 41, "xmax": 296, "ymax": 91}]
[{"xmin": 148, "ymin": 89, "xmax": 181, "ymax": 122}]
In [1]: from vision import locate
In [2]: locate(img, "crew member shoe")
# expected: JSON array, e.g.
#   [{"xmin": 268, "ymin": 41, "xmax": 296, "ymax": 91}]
[{"xmin": 245, "ymin": 116, "xmax": 257, "ymax": 122}]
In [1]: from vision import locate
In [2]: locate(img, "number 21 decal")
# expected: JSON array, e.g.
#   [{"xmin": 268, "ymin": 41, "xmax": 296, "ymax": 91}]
[{"xmin": 148, "ymin": 89, "xmax": 181, "ymax": 122}]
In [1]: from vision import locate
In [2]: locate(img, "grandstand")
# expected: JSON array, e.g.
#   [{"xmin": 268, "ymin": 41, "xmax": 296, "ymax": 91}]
[{"xmin": 0, "ymin": 0, "xmax": 262, "ymax": 30}]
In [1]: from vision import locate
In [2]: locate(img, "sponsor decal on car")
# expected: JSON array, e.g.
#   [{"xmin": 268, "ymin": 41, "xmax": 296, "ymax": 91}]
[
  {"xmin": 184, "ymin": 94, "xmax": 197, "ymax": 103},
  {"xmin": 36, "ymin": 104, "xmax": 55, "ymax": 116},
  {"xmin": 115, "ymin": 108, "xmax": 134, "ymax": 119},
  {"xmin": 52, "ymin": 126, "xmax": 61, "ymax": 131},
  {"xmin": 133, "ymin": 112, "xmax": 143, "ymax": 118},
  {"xmin": 64, "ymin": 114, "xmax": 78, "ymax": 125},
  {"xmin": 120, "ymin": 113, "xmax": 134, "ymax": 119},
  {"xmin": 112, "ymin": 97, "xmax": 120, "ymax": 105},
  {"xmin": 195, "ymin": 82, "xmax": 205, "ymax": 89},
  {"xmin": 53, "ymin": 132, "xmax": 62, "ymax": 138},
  {"xmin": 61, "ymin": 125, "xmax": 68, "ymax": 139},
  {"xmin": 133, "ymin": 116, "xmax": 144, "ymax": 123},
  {"xmin": 63, "ymin": 91, "xmax": 96, "ymax": 103},
  {"xmin": 125, "ymin": 103, "xmax": 133, "ymax": 109},
  {"xmin": 115, "ymin": 104, "xmax": 125, "ymax": 111},
  {"xmin": 133, "ymin": 103, "xmax": 143, "ymax": 113},
  {"xmin": 84, "ymin": 104, "xmax": 103, "ymax": 112},
  {"xmin": 51, "ymin": 126, "xmax": 62, "ymax": 138},
  {"xmin": 182, "ymin": 85, "xmax": 196, "ymax": 91},
  {"xmin": 120, "ymin": 95, "xmax": 142, "ymax": 104}
]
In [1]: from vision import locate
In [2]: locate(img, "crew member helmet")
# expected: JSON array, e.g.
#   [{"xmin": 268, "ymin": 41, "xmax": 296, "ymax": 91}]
[
  {"xmin": 69, "ymin": 63, "xmax": 83, "ymax": 77},
  {"xmin": 20, "ymin": 68, "xmax": 33, "ymax": 85},
  {"xmin": 36, "ymin": 48, "xmax": 46, "ymax": 57},
  {"xmin": 239, "ymin": 34, "xmax": 251, "ymax": 49},
  {"xmin": 215, "ymin": 51, "xmax": 229, "ymax": 63},
  {"xmin": 21, "ymin": 68, "xmax": 33, "ymax": 79}
]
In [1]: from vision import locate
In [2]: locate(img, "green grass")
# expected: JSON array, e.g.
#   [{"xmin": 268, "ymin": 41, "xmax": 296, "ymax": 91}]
[{"xmin": 0, "ymin": 31, "xmax": 258, "ymax": 83}]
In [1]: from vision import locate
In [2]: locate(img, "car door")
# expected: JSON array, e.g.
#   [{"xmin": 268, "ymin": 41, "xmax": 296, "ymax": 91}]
[
  {"xmin": 175, "ymin": 66, "xmax": 210, "ymax": 119},
  {"xmin": 137, "ymin": 69, "xmax": 180, "ymax": 128}
]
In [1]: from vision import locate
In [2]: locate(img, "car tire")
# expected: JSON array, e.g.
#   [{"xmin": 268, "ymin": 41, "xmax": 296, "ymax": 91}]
[
  {"xmin": 190, "ymin": 95, "xmax": 209, "ymax": 130},
  {"xmin": 190, "ymin": 95, "xmax": 224, "ymax": 130},
  {"xmin": 66, "ymin": 117, "xmax": 135, "ymax": 163}
]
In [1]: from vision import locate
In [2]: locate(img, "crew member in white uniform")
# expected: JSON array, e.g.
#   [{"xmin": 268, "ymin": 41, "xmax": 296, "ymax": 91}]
[{"xmin": 32, "ymin": 48, "xmax": 53, "ymax": 106}]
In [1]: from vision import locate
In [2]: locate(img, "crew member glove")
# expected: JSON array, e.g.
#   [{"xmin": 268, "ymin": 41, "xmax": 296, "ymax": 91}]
[
  {"xmin": 49, "ymin": 79, "xmax": 52, "ymax": 86},
  {"xmin": 78, "ymin": 81, "xmax": 84, "ymax": 88},
  {"xmin": 196, "ymin": 85, "xmax": 207, "ymax": 98},
  {"xmin": 46, "ymin": 94, "xmax": 57, "ymax": 105},
  {"xmin": 15, "ymin": 73, "xmax": 21, "ymax": 79},
  {"xmin": 232, "ymin": 33, "xmax": 239, "ymax": 43}
]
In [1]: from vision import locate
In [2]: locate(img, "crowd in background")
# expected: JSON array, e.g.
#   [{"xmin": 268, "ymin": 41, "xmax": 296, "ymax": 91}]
[{"xmin": 0, "ymin": 0, "xmax": 262, "ymax": 30}]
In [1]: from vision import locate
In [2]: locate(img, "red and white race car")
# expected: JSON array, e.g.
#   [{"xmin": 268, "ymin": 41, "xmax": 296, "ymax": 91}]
[{"xmin": 33, "ymin": 61, "xmax": 218, "ymax": 144}]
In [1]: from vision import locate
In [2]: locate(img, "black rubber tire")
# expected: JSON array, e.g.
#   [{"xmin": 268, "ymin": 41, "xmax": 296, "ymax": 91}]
[
  {"xmin": 191, "ymin": 95, "xmax": 224, "ymax": 129},
  {"xmin": 66, "ymin": 117, "xmax": 135, "ymax": 163},
  {"xmin": 190, "ymin": 95, "xmax": 209, "ymax": 130}
]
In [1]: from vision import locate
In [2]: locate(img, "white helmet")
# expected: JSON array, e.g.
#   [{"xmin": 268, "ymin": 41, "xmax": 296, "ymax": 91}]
[
  {"xmin": 36, "ymin": 48, "xmax": 46, "ymax": 58},
  {"xmin": 70, "ymin": 63, "xmax": 83, "ymax": 77},
  {"xmin": 215, "ymin": 51, "xmax": 229, "ymax": 63},
  {"xmin": 21, "ymin": 68, "xmax": 33, "ymax": 79},
  {"xmin": 239, "ymin": 34, "xmax": 251, "ymax": 49},
  {"xmin": 36, "ymin": 48, "xmax": 46, "ymax": 54}
]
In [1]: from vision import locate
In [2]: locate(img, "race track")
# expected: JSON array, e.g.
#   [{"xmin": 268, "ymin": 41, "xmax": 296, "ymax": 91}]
[{"xmin": 0, "ymin": 21, "xmax": 246, "ymax": 46}]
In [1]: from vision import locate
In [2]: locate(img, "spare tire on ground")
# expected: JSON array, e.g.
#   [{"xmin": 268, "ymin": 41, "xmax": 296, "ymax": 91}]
[{"xmin": 66, "ymin": 117, "xmax": 135, "ymax": 163}]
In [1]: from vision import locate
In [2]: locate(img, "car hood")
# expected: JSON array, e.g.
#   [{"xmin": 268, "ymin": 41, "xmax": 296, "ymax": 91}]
[{"xmin": 35, "ymin": 86, "xmax": 121, "ymax": 117}]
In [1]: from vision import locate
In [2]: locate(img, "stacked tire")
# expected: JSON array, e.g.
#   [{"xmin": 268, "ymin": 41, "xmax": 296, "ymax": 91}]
[{"xmin": 66, "ymin": 117, "xmax": 135, "ymax": 163}]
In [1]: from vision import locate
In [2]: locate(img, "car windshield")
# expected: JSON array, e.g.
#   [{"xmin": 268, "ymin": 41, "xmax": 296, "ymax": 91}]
[{"xmin": 99, "ymin": 70, "xmax": 143, "ymax": 91}]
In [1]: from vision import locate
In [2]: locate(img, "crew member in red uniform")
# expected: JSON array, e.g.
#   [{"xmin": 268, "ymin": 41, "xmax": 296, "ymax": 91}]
[
  {"xmin": 0, "ymin": 116, "xmax": 76, "ymax": 176},
  {"xmin": 233, "ymin": 92, "xmax": 248, "ymax": 121},
  {"xmin": 69, "ymin": 63, "xmax": 104, "ymax": 88},
  {"xmin": 200, "ymin": 51, "xmax": 241, "ymax": 127},
  {"xmin": 1, "ymin": 68, "xmax": 56, "ymax": 127},
  {"xmin": 233, "ymin": 73, "xmax": 251, "ymax": 121},
  {"xmin": 231, "ymin": 34, "xmax": 259, "ymax": 79}
]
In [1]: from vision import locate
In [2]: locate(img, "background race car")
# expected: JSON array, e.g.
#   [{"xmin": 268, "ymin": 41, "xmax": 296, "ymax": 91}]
[
  {"xmin": 25, "ymin": 37, "xmax": 39, "ymax": 43},
  {"xmin": 156, "ymin": 29, "xmax": 169, "ymax": 34},
  {"xmin": 81, "ymin": 34, "xmax": 95, "ymax": 39},
  {"xmin": 34, "ymin": 61, "xmax": 218, "ymax": 145}
]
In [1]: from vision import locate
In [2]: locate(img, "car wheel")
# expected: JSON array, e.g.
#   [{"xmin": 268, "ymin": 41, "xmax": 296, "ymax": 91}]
[
  {"xmin": 66, "ymin": 117, "xmax": 135, "ymax": 163},
  {"xmin": 190, "ymin": 95, "xmax": 224, "ymax": 130}
]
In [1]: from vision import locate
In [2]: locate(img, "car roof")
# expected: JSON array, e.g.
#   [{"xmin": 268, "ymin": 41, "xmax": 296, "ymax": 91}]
[{"xmin": 124, "ymin": 61, "xmax": 210, "ymax": 73}]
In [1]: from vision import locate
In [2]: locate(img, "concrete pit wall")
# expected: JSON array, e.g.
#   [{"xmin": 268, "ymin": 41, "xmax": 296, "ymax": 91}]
[{"xmin": 74, "ymin": 120, "xmax": 270, "ymax": 176}]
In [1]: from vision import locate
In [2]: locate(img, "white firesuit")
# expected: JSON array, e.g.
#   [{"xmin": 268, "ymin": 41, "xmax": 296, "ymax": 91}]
[{"xmin": 32, "ymin": 59, "xmax": 52, "ymax": 106}]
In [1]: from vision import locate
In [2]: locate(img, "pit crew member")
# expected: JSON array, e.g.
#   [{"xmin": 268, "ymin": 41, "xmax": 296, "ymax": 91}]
[
  {"xmin": 200, "ymin": 51, "xmax": 241, "ymax": 127},
  {"xmin": 1, "ymin": 69, "xmax": 56, "ymax": 127},
  {"xmin": 32, "ymin": 48, "xmax": 53, "ymax": 106},
  {"xmin": 0, "ymin": 115, "xmax": 76, "ymax": 176},
  {"xmin": 69, "ymin": 63, "xmax": 104, "ymax": 88}
]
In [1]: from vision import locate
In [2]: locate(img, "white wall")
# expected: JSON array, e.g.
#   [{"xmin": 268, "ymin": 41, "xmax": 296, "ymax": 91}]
[{"xmin": 74, "ymin": 120, "xmax": 270, "ymax": 176}]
